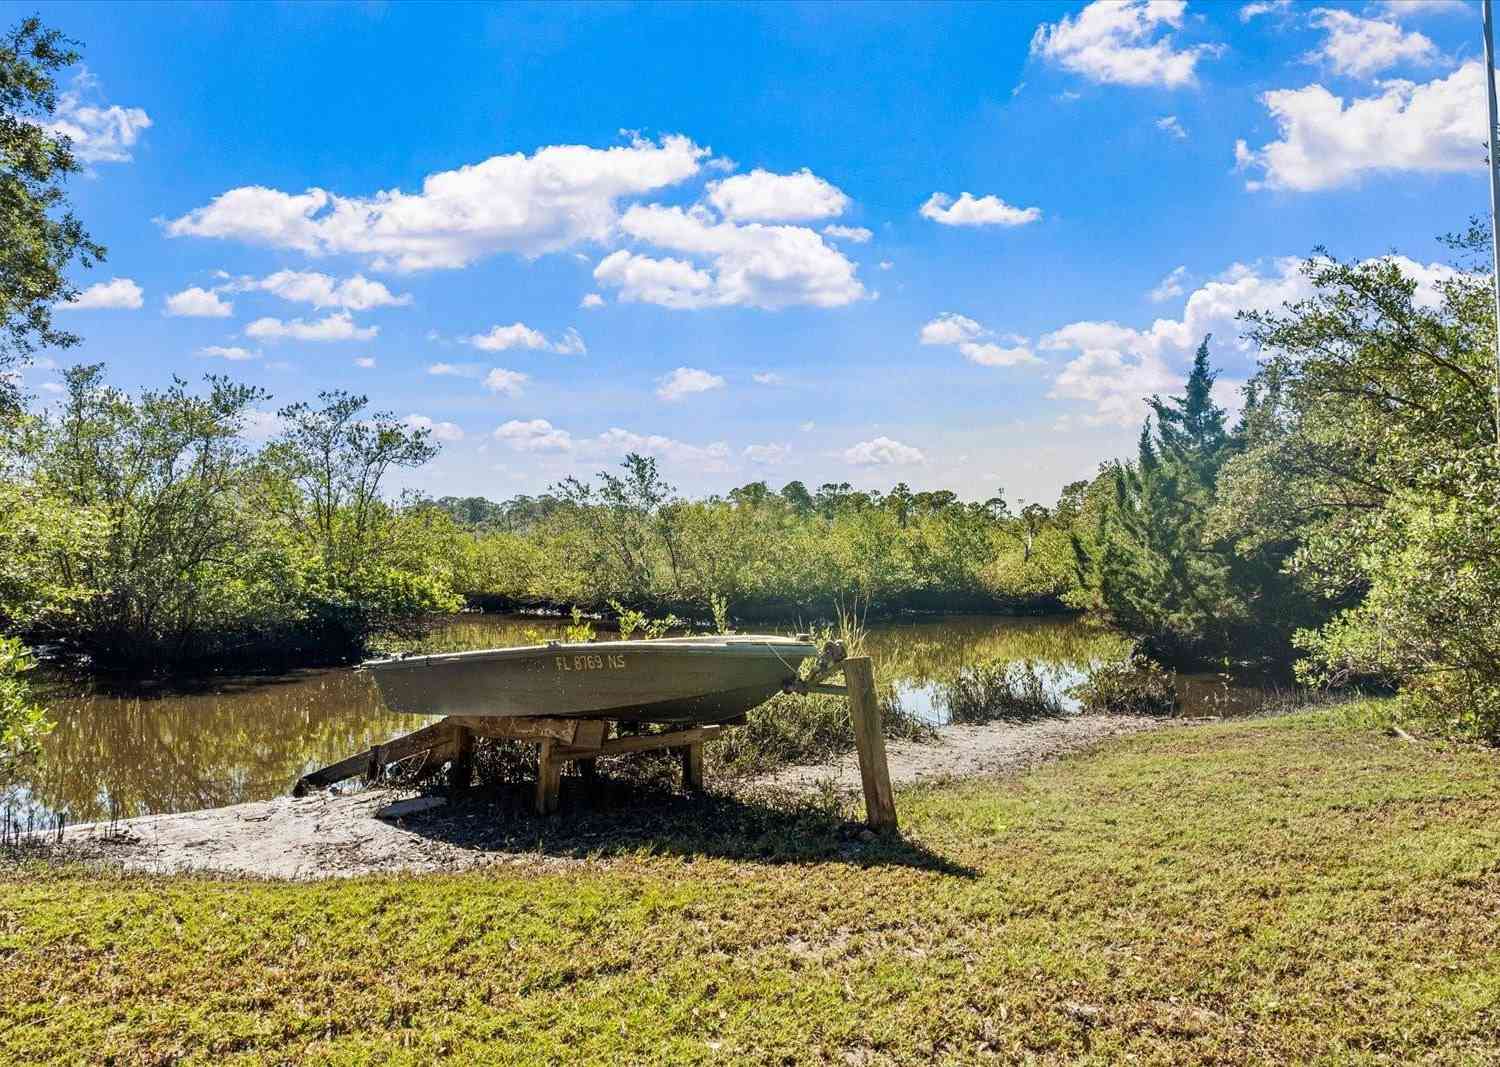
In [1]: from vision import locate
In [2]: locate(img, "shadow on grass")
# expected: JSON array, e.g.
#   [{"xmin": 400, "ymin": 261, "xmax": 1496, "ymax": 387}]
[{"xmin": 393, "ymin": 775, "xmax": 976, "ymax": 877}]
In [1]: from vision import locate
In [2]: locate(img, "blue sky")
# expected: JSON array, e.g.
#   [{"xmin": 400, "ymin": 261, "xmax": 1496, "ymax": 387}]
[{"xmin": 13, "ymin": 0, "xmax": 1487, "ymax": 503}]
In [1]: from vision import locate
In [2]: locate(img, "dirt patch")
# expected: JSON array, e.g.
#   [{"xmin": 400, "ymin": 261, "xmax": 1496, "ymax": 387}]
[{"xmin": 54, "ymin": 714, "xmax": 1165, "ymax": 880}]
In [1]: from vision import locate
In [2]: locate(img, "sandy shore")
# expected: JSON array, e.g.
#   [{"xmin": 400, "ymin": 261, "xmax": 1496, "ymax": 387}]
[{"xmin": 55, "ymin": 714, "xmax": 1164, "ymax": 880}]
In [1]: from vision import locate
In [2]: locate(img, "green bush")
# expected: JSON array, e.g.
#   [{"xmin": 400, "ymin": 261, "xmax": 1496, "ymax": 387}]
[
  {"xmin": 938, "ymin": 660, "xmax": 1063, "ymax": 723},
  {"xmin": 1070, "ymin": 654, "xmax": 1178, "ymax": 716},
  {"xmin": 0, "ymin": 637, "xmax": 49, "ymax": 779}
]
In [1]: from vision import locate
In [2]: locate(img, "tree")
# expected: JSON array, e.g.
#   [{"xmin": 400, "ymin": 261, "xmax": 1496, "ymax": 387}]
[
  {"xmin": 1078, "ymin": 338, "xmax": 1298, "ymax": 664},
  {"xmin": 1, "ymin": 17, "xmax": 106, "ymax": 408},
  {"xmin": 1216, "ymin": 236, "xmax": 1500, "ymax": 737}
]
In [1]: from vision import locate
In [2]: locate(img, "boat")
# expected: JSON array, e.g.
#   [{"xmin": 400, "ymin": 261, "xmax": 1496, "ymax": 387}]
[{"xmin": 362, "ymin": 634, "xmax": 824, "ymax": 725}]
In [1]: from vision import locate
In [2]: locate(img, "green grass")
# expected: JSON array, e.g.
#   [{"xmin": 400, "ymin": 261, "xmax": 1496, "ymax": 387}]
[{"xmin": 3, "ymin": 701, "xmax": 1498, "ymax": 1064}]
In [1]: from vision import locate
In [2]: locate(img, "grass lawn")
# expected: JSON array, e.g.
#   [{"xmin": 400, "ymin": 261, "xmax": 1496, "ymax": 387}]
[{"xmin": 3, "ymin": 703, "xmax": 1498, "ymax": 1064}]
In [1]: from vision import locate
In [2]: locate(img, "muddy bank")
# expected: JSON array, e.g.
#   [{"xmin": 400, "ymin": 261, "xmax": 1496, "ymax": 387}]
[{"xmin": 51, "ymin": 714, "xmax": 1165, "ymax": 880}]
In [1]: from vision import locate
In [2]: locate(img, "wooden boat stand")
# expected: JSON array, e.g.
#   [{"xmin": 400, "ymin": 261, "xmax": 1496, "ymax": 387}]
[{"xmin": 292, "ymin": 655, "xmax": 897, "ymax": 831}]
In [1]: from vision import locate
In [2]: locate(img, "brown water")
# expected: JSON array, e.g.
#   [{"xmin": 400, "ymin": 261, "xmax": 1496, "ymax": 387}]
[{"xmin": 3, "ymin": 614, "xmax": 1279, "ymax": 825}]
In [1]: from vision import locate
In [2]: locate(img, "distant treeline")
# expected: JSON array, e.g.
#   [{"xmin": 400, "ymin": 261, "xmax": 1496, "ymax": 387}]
[{"xmin": 422, "ymin": 467, "xmax": 1095, "ymax": 622}]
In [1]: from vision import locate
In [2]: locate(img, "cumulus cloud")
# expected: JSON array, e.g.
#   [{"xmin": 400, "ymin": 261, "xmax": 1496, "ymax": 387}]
[
  {"xmin": 596, "ymin": 204, "xmax": 867, "ymax": 310},
  {"xmin": 1156, "ymin": 115, "xmax": 1188, "ymax": 140},
  {"xmin": 230, "ymin": 270, "xmax": 411, "ymax": 310},
  {"xmin": 844, "ymin": 436, "xmax": 925, "ymax": 466},
  {"xmin": 1236, "ymin": 61, "xmax": 1483, "ymax": 191},
  {"xmin": 402, "ymin": 414, "xmax": 464, "ymax": 442},
  {"xmin": 353, "ymin": 356, "xmax": 376, "ymax": 368},
  {"xmin": 427, "ymin": 362, "xmax": 484, "ymax": 378},
  {"xmin": 744, "ymin": 442, "xmax": 792, "ymax": 464},
  {"xmin": 1041, "ymin": 257, "xmax": 1328, "ymax": 426},
  {"xmin": 580, "ymin": 292, "xmax": 606, "ymax": 309},
  {"xmin": 706, "ymin": 168, "xmax": 850, "ymax": 222},
  {"xmin": 1240, "ymin": 0, "xmax": 1290, "ymax": 21},
  {"xmin": 245, "ymin": 311, "xmax": 376, "ymax": 342},
  {"xmin": 483, "ymin": 368, "xmax": 528, "ymax": 396},
  {"xmin": 165, "ymin": 134, "xmax": 708, "ymax": 271},
  {"xmin": 197, "ymin": 345, "xmax": 259, "ymax": 361},
  {"xmin": 823, "ymin": 224, "xmax": 873, "ymax": 243},
  {"xmin": 61, "ymin": 278, "xmax": 143, "ymax": 310},
  {"xmin": 239, "ymin": 409, "xmax": 285, "ymax": 441},
  {"xmin": 40, "ymin": 70, "xmax": 151, "ymax": 164},
  {"xmin": 752, "ymin": 372, "xmax": 785, "ymax": 385},
  {"xmin": 590, "ymin": 428, "xmax": 731, "ymax": 469},
  {"xmin": 919, "ymin": 192, "xmax": 1041, "ymax": 228},
  {"xmin": 466, "ymin": 322, "xmax": 586, "ymax": 355},
  {"xmin": 657, "ymin": 366, "xmax": 726, "ymax": 401},
  {"xmin": 1030, "ymin": 0, "xmax": 1212, "ymax": 88},
  {"xmin": 1373, "ymin": 0, "xmax": 1469, "ymax": 14},
  {"xmin": 165, "ymin": 286, "xmax": 233, "ymax": 317},
  {"xmin": 1307, "ymin": 9, "xmax": 1439, "ymax": 78},
  {"xmin": 918, "ymin": 312, "xmax": 1039, "ymax": 367},
  {"xmin": 494, "ymin": 418, "xmax": 572, "ymax": 452},
  {"xmin": 1149, "ymin": 265, "xmax": 1188, "ymax": 303}
]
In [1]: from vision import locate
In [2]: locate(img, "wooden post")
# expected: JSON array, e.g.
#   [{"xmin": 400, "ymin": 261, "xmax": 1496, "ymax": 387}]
[
  {"xmin": 843, "ymin": 656, "xmax": 898, "ymax": 832},
  {"xmin": 535, "ymin": 739, "xmax": 562, "ymax": 815},
  {"xmin": 680, "ymin": 740, "xmax": 705, "ymax": 793},
  {"xmin": 448, "ymin": 724, "xmax": 474, "ymax": 792}
]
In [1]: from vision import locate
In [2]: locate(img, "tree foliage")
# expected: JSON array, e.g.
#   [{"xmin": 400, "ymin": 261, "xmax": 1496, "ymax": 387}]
[{"xmin": 1, "ymin": 17, "xmax": 105, "ymax": 404}]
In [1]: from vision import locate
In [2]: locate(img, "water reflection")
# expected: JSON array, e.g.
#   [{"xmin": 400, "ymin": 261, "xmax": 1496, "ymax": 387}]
[{"xmin": 5, "ymin": 613, "xmax": 1269, "ymax": 824}]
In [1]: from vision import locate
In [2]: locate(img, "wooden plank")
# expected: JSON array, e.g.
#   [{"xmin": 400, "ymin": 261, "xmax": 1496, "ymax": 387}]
[
  {"xmin": 843, "ymin": 656, "xmax": 898, "ymax": 833},
  {"xmin": 535, "ymin": 739, "xmax": 562, "ymax": 815},
  {"xmin": 805, "ymin": 684, "xmax": 849, "ymax": 695},
  {"xmin": 570, "ymin": 719, "xmax": 608, "ymax": 751},
  {"xmin": 449, "ymin": 715, "xmax": 581, "ymax": 744},
  {"xmin": 681, "ymin": 741, "xmax": 705, "ymax": 793},
  {"xmin": 555, "ymin": 724, "xmax": 724, "ymax": 759},
  {"xmin": 292, "ymin": 719, "xmax": 458, "ymax": 795}
]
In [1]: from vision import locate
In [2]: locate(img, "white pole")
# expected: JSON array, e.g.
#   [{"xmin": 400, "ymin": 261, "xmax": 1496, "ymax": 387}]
[{"xmin": 1484, "ymin": 0, "xmax": 1500, "ymax": 445}]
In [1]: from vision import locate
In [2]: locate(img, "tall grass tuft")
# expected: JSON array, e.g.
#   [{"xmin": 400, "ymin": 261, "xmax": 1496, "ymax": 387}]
[{"xmin": 938, "ymin": 660, "xmax": 1063, "ymax": 723}]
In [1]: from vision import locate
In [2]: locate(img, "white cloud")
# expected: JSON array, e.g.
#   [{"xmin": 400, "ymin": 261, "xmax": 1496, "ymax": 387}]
[
  {"xmin": 1042, "ymin": 257, "xmax": 1319, "ymax": 425},
  {"xmin": 1030, "ymin": 0, "xmax": 1211, "ymax": 88},
  {"xmin": 597, "ymin": 204, "xmax": 867, "ymax": 310},
  {"xmin": 744, "ymin": 442, "xmax": 792, "ymax": 464},
  {"xmin": 427, "ymin": 362, "xmax": 484, "ymax": 377},
  {"xmin": 878, "ymin": 260, "xmax": 894, "ymax": 271},
  {"xmin": 580, "ymin": 292, "xmax": 606, "ymax": 309},
  {"xmin": 844, "ymin": 436, "xmax": 925, "ymax": 466},
  {"xmin": 1307, "ymin": 9, "xmax": 1438, "ymax": 78},
  {"xmin": 799, "ymin": 420, "xmax": 816, "ymax": 432},
  {"xmin": 245, "ymin": 311, "xmax": 376, "ymax": 342},
  {"xmin": 919, "ymin": 312, "xmax": 1039, "ymax": 367},
  {"xmin": 494, "ymin": 418, "xmax": 573, "ymax": 452},
  {"xmin": 483, "ymin": 368, "xmax": 528, "ymax": 396},
  {"xmin": 40, "ymin": 71, "xmax": 151, "ymax": 164},
  {"xmin": 657, "ymin": 366, "xmax": 726, "ymax": 401},
  {"xmin": 240, "ymin": 409, "xmax": 284, "ymax": 441},
  {"xmin": 590, "ymin": 428, "xmax": 731, "ymax": 469},
  {"xmin": 1156, "ymin": 115, "xmax": 1188, "ymax": 140},
  {"xmin": 1236, "ymin": 61, "xmax": 1484, "ymax": 191},
  {"xmin": 198, "ymin": 345, "xmax": 259, "ymax": 361},
  {"xmin": 231, "ymin": 270, "xmax": 411, "ymax": 310},
  {"xmin": 403, "ymin": 414, "xmax": 464, "ymax": 442},
  {"xmin": 919, "ymin": 192, "xmax": 1041, "ymax": 228},
  {"xmin": 467, "ymin": 322, "xmax": 548, "ymax": 351},
  {"xmin": 752, "ymin": 372, "xmax": 785, "ymax": 385},
  {"xmin": 165, "ymin": 286, "xmax": 232, "ymax": 317},
  {"xmin": 1149, "ymin": 265, "xmax": 1188, "ymax": 303},
  {"xmin": 467, "ymin": 322, "xmax": 586, "ymax": 354},
  {"xmin": 823, "ymin": 224, "xmax": 873, "ymax": 243},
  {"xmin": 919, "ymin": 312, "xmax": 984, "ymax": 346},
  {"xmin": 353, "ymin": 356, "xmax": 377, "ymax": 368},
  {"xmin": 706, "ymin": 168, "xmax": 851, "ymax": 222},
  {"xmin": 1240, "ymin": 0, "xmax": 1290, "ymax": 21},
  {"xmin": 1374, "ymin": 0, "xmax": 1470, "ymax": 15},
  {"xmin": 61, "ymin": 278, "xmax": 143, "ymax": 310},
  {"xmin": 39, "ymin": 381, "xmax": 66, "ymax": 395},
  {"xmin": 165, "ymin": 134, "xmax": 708, "ymax": 271}
]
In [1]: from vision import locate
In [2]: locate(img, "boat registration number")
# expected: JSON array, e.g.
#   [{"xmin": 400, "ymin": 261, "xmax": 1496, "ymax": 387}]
[{"xmin": 555, "ymin": 653, "xmax": 626, "ymax": 672}]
